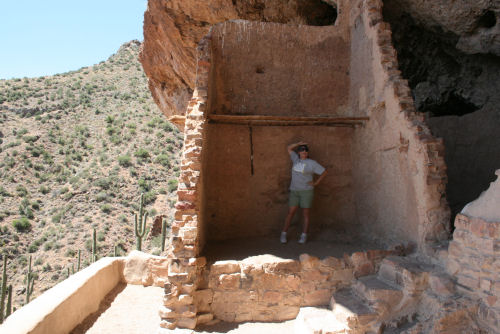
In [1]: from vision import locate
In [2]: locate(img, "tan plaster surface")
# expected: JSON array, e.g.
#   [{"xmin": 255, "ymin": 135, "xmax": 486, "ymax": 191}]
[{"xmin": 72, "ymin": 284, "xmax": 164, "ymax": 334}]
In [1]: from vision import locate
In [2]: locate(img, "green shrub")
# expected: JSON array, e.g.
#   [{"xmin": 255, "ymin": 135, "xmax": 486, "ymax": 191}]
[
  {"xmin": 0, "ymin": 186, "xmax": 11, "ymax": 197},
  {"xmin": 39, "ymin": 185, "xmax": 50, "ymax": 194},
  {"xmin": 118, "ymin": 155, "xmax": 132, "ymax": 167},
  {"xmin": 106, "ymin": 126, "xmax": 116, "ymax": 136},
  {"xmin": 19, "ymin": 200, "xmax": 34, "ymax": 219},
  {"xmin": 168, "ymin": 179, "xmax": 178, "ymax": 193},
  {"xmin": 65, "ymin": 249, "xmax": 76, "ymax": 257},
  {"xmin": 52, "ymin": 212, "xmax": 63, "ymax": 224},
  {"xmin": 105, "ymin": 115, "xmax": 115, "ymax": 124},
  {"xmin": 31, "ymin": 201, "xmax": 40, "ymax": 210},
  {"xmin": 96, "ymin": 192, "xmax": 108, "ymax": 202},
  {"xmin": 100, "ymin": 204, "xmax": 112, "ymax": 213},
  {"xmin": 142, "ymin": 191, "xmax": 157, "ymax": 205},
  {"xmin": 138, "ymin": 178, "xmax": 151, "ymax": 192},
  {"xmin": 94, "ymin": 178, "xmax": 111, "ymax": 190},
  {"xmin": 147, "ymin": 119, "xmax": 157, "ymax": 128},
  {"xmin": 44, "ymin": 241, "xmax": 54, "ymax": 251},
  {"xmin": 134, "ymin": 148, "xmax": 150, "ymax": 160},
  {"xmin": 161, "ymin": 122, "xmax": 175, "ymax": 132},
  {"xmin": 12, "ymin": 217, "xmax": 31, "ymax": 232},
  {"xmin": 22, "ymin": 135, "xmax": 39, "ymax": 143},
  {"xmin": 28, "ymin": 243, "xmax": 39, "ymax": 253},
  {"xmin": 15, "ymin": 185, "xmax": 28, "ymax": 197},
  {"xmin": 155, "ymin": 154, "xmax": 170, "ymax": 168},
  {"xmin": 109, "ymin": 135, "xmax": 122, "ymax": 145},
  {"xmin": 15, "ymin": 128, "xmax": 28, "ymax": 137}
]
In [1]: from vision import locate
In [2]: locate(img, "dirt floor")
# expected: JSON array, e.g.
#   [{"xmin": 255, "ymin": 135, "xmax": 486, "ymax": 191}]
[{"xmin": 203, "ymin": 235, "xmax": 384, "ymax": 262}]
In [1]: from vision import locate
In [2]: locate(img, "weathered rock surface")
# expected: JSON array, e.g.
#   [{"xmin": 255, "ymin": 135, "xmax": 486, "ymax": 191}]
[
  {"xmin": 139, "ymin": 0, "xmax": 338, "ymax": 119},
  {"xmin": 122, "ymin": 250, "xmax": 169, "ymax": 287},
  {"xmin": 140, "ymin": 0, "xmax": 499, "ymax": 117}
]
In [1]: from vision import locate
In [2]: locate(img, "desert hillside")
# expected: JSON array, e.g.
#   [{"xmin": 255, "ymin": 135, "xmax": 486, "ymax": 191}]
[{"xmin": 0, "ymin": 40, "xmax": 181, "ymax": 310}]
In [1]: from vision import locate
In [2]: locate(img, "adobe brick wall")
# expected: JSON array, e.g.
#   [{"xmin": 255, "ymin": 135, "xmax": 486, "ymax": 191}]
[
  {"xmin": 350, "ymin": 0, "xmax": 450, "ymax": 249},
  {"xmin": 194, "ymin": 249, "xmax": 397, "ymax": 323},
  {"xmin": 447, "ymin": 214, "xmax": 500, "ymax": 331}
]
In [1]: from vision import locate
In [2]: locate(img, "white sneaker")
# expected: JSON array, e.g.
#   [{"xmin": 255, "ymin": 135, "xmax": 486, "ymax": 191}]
[
  {"xmin": 280, "ymin": 232, "xmax": 287, "ymax": 244},
  {"xmin": 298, "ymin": 233, "xmax": 307, "ymax": 244}
]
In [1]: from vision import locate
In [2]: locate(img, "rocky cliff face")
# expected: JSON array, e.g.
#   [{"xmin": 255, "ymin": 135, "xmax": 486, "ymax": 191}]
[
  {"xmin": 139, "ymin": 0, "xmax": 500, "ymax": 226},
  {"xmin": 139, "ymin": 0, "xmax": 338, "ymax": 119}
]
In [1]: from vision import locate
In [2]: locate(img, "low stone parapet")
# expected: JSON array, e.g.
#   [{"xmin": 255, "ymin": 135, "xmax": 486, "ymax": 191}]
[
  {"xmin": 0, "ymin": 258, "xmax": 124, "ymax": 334},
  {"xmin": 0, "ymin": 251, "xmax": 170, "ymax": 334}
]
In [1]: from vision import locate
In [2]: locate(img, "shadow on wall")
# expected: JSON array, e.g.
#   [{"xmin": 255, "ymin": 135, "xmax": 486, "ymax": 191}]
[{"xmin": 232, "ymin": 0, "xmax": 338, "ymax": 26}]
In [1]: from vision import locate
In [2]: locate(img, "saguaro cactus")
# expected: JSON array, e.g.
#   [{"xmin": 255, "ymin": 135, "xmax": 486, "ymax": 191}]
[
  {"xmin": 0, "ymin": 257, "xmax": 7, "ymax": 323},
  {"xmin": 77, "ymin": 250, "xmax": 81, "ymax": 271},
  {"xmin": 134, "ymin": 193, "xmax": 148, "ymax": 251},
  {"xmin": 161, "ymin": 219, "xmax": 167, "ymax": 252},
  {"xmin": 91, "ymin": 228, "xmax": 97, "ymax": 263},
  {"xmin": 5, "ymin": 285, "xmax": 12, "ymax": 319},
  {"xmin": 25, "ymin": 255, "xmax": 35, "ymax": 304}
]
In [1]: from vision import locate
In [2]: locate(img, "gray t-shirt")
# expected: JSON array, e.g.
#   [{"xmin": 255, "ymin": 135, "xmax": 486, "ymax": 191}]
[{"xmin": 289, "ymin": 151, "xmax": 325, "ymax": 191}]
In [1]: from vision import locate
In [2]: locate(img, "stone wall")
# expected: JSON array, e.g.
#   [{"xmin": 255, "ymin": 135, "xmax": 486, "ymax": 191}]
[
  {"xmin": 349, "ymin": 0, "xmax": 450, "ymax": 249},
  {"xmin": 194, "ymin": 249, "xmax": 397, "ymax": 323},
  {"xmin": 160, "ymin": 35, "xmax": 211, "ymax": 330},
  {"xmin": 447, "ymin": 214, "xmax": 500, "ymax": 331},
  {"xmin": 446, "ymin": 172, "xmax": 500, "ymax": 331}
]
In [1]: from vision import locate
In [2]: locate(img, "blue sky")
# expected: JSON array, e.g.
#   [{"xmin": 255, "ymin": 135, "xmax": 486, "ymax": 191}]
[{"xmin": 0, "ymin": 0, "xmax": 147, "ymax": 79}]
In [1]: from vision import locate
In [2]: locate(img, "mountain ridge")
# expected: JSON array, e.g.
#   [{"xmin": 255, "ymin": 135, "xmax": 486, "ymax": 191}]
[{"xmin": 0, "ymin": 40, "xmax": 179, "ymax": 311}]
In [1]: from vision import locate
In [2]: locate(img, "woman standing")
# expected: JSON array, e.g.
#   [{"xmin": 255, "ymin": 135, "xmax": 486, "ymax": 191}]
[{"xmin": 281, "ymin": 141, "xmax": 327, "ymax": 244}]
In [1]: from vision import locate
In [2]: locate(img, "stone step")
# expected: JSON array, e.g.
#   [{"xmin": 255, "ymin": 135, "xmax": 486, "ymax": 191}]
[
  {"xmin": 378, "ymin": 256, "xmax": 434, "ymax": 292},
  {"xmin": 330, "ymin": 289, "xmax": 378, "ymax": 330},
  {"xmin": 352, "ymin": 275, "xmax": 403, "ymax": 312},
  {"xmin": 293, "ymin": 307, "xmax": 349, "ymax": 334}
]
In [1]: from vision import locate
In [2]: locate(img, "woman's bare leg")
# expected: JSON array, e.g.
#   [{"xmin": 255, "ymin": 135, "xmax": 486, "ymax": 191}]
[
  {"xmin": 302, "ymin": 208, "xmax": 310, "ymax": 233},
  {"xmin": 282, "ymin": 206, "xmax": 298, "ymax": 232}
]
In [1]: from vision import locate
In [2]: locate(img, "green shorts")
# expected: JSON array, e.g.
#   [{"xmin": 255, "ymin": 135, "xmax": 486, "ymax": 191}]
[{"xmin": 289, "ymin": 189, "xmax": 314, "ymax": 208}]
